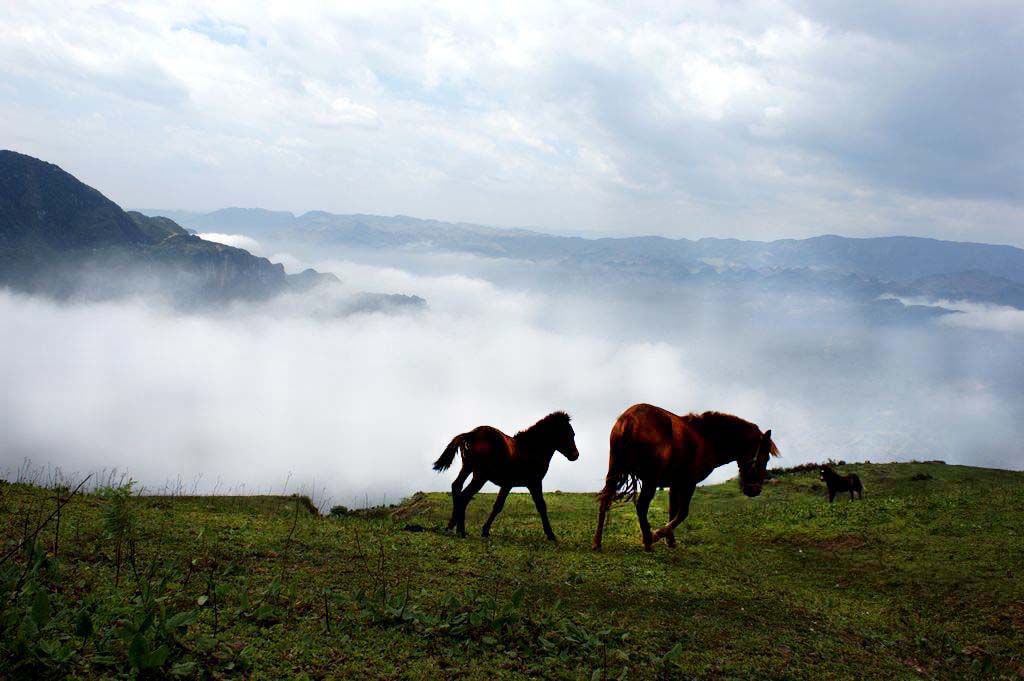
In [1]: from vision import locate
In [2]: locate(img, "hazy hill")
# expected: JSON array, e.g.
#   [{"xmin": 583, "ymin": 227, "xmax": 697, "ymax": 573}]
[
  {"xmin": 895, "ymin": 270, "xmax": 1024, "ymax": 309},
  {"xmin": 0, "ymin": 151, "xmax": 383, "ymax": 305},
  {"xmin": 146, "ymin": 207, "xmax": 1024, "ymax": 307},
  {"xmin": 0, "ymin": 151, "xmax": 293, "ymax": 302}
]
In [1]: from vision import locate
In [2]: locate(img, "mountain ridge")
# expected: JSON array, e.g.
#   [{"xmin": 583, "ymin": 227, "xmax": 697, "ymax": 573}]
[
  {"xmin": 0, "ymin": 151, "xmax": 365, "ymax": 305},
  {"xmin": 141, "ymin": 207, "xmax": 1024, "ymax": 287}
]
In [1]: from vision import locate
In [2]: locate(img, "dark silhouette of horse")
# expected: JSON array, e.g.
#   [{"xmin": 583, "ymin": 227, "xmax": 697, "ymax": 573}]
[
  {"xmin": 820, "ymin": 465, "xmax": 863, "ymax": 502},
  {"xmin": 592, "ymin": 403, "xmax": 779, "ymax": 552},
  {"xmin": 433, "ymin": 411, "xmax": 579, "ymax": 541}
]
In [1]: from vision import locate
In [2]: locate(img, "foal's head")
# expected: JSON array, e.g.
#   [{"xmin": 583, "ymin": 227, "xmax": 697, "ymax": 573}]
[
  {"xmin": 527, "ymin": 411, "xmax": 579, "ymax": 461},
  {"xmin": 738, "ymin": 429, "xmax": 778, "ymax": 497},
  {"xmin": 819, "ymin": 465, "xmax": 834, "ymax": 482}
]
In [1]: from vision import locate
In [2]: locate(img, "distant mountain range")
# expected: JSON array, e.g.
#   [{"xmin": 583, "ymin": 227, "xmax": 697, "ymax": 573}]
[
  {"xmin": 145, "ymin": 206, "xmax": 1024, "ymax": 310},
  {"xmin": 3, "ymin": 149, "xmax": 1018, "ymax": 312},
  {"xmin": 0, "ymin": 151, "xmax": 424, "ymax": 311}
]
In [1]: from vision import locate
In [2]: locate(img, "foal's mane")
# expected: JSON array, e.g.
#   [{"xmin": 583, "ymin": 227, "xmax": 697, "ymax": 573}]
[{"xmin": 514, "ymin": 411, "xmax": 571, "ymax": 443}]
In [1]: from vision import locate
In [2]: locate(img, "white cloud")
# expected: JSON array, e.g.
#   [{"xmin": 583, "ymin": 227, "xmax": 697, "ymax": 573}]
[
  {"xmin": 887, "ymin": 295, "xmax": 1024, "ymax": 335},
  {"xmin": 3, "ymin": 259, "xmax": 1022, "ymax": 506},
  {"xmin": 1, "ymin": 1, "xmax": 1021, "ymax": 243},
  {"xmin": 268, "ymin": 252, "xmax": 308, "ymax": 274},
  {"xmin": 941, "ymin": 304, "xmax": 1024, "ymax": 335},
  {"xmin": 197, "ymin": 232, "xmax": 263, "ymax": 253}
]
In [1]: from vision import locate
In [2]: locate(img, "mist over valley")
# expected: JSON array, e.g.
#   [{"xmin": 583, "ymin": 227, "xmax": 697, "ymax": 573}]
[{"xmin": 2, "ymin": 152, "xmax": 1021, "ymax": 508}]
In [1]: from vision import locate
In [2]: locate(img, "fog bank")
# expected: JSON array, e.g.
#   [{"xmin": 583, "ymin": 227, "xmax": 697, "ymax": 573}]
[{"xmin": 2, "ymin": 261, "xmax": 1022, "ymax": 507}]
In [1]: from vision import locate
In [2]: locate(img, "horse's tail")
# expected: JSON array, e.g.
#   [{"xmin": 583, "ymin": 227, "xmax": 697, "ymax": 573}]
[
  {"xmin": 433, "ymin": 432, "xmax": 470, "ymax": 472},
  {"xmin": 597, "ymin": 425, "xmax": 638, "ymax": 506},
  {"xmin": 598, "ymin": 470, "xmax": 639, "ymax": 506}
]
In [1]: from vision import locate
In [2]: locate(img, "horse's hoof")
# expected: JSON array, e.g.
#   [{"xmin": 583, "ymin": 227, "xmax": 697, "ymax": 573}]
[
  {"xmin": 642, "ymin": 543, "xmax": 653, "ymax": 552},
  {"xmin": 546, "ymin": 535, "xmax": 557, "ymax": 542},
  {"xmin": 591, "ymin": 542, "xmax": 602, "ymax": 551}
]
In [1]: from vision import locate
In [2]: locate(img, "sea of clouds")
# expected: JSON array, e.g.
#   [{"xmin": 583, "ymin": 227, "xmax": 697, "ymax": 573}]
[{"xmin": 2, "ymin": 243, "xmax": 1022, "ymax": 508}]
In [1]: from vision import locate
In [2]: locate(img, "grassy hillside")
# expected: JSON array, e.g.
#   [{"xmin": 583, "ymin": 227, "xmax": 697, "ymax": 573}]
[{"xmin": 1, "ymin": 462, "xmax": 1022, "ymax": 679}]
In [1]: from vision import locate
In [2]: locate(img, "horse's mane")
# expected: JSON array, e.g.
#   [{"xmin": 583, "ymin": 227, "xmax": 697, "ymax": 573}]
[
  {"xmin": 683, "ymin": 411, "xmax": 778, "ymax": 455},
  {"xmin": 514, "ymin": 411, "xmax": 571, "ymax": 443},
  {"xmin": 683, "ymin": 411, "xmax": 756, "ymax": 434}
]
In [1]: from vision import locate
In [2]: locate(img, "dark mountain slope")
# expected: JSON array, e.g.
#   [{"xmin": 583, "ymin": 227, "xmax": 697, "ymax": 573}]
[
  {"xmin": 0, "ymin": 151, "xmax": 150, "ymax": 252},
  {"xmin": 127, "ymin": 211, "xmax": 189, "ymax": 242},
  {"xmin": 0, "ymin": 151, "xmax": 289, "ymax": 302}
]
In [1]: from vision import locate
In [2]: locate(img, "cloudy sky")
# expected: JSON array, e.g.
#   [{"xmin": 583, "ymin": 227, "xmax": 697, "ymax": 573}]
[{"xmin": 2, "ymin": 1, "xmax": 1022, "ymax": 243}]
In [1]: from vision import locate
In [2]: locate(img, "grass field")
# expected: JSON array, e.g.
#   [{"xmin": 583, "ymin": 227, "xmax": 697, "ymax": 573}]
[{"xmin": 1, "ymin": 462, "xmax": 1022, "ymax": 679}]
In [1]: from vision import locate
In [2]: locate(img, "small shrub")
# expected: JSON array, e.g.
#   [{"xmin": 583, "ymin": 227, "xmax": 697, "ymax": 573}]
[{"xmin": 99, "ymin": 480, "xmax": 138, "ymax": 586}]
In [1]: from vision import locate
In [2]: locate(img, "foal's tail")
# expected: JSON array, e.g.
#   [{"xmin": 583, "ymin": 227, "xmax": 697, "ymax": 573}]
[{"xmin": 433, "ymin": 432, "xmax": 471, "ymax": 472}]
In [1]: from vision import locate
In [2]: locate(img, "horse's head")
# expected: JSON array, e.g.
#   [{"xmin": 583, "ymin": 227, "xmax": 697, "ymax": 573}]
[
  {"xmin": 738, "ymin": 428, "xmax": 778, "ymax": 497},
  {"xmin": 544, "ymin": 411, "xmax": 579, "ymax": 461},
  {"xmin": 819, "ymin": 465, "xmax": 832, "ymax": 481}
]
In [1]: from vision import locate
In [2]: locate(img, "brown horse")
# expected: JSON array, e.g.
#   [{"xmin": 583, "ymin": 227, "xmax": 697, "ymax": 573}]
[
  {"xmin": 820, "ymin": 465, "xmax": 863, "ymax": 502},
  {"xmin": 592, "ymin": 403, "xmax": 779, "ymax": 551},
  {"xmin": 433, "ymin": 411, "xmax": 579, "ymax": 540}
]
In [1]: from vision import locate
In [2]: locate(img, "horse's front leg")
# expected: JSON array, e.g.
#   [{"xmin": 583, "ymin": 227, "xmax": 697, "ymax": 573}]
[
  {"xmin": 528, "ymin": 483, "xmax": 556, "ymax": 541},
  {"xmin": 653, "ymin": 484, "xmax": 695, "ymax": 547},
  {"xmin": 635, "ymin": 482, "xmax": 656, "ymax": 551}
]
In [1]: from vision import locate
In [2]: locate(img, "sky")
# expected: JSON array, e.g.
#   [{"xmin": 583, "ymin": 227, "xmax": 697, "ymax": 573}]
[{"xmin": 1, "ymin": 1, "xmax": 1022, "ymax": 243}]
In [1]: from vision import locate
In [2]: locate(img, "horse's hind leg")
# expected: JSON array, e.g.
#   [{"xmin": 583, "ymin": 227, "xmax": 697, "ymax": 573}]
[
  {"xmin": 482, "ymin": 486, "xmax": 510, "ymax": 537},
  {"xmin": 636, "ymin": 482, "xmax": 656, "ymax": 552},
  {"xmin": 592, "ymin": 491, "xmax": 612, "ymax": 551},
  {"xmin": 451, "ymin": 464, "xmax": 470, "ymax": 497},
  {"xmin": 663, "ymin": 488, "xmax": 678, "ymax": 548},
  {"xmin": 593, "ymin": 464, "xmax": 625, "ymax": 551},
  {"xmin": 446, "ymin": 465, "xmax": 471, "ymax": 530},
  {"xmin": 454, "ymin": 474, "xmax": 486, "ymax": 538}
]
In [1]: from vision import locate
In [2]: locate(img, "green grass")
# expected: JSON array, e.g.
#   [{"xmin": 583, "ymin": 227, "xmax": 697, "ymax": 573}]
[{"xmin": 1, "ymin": 462, "xmax": 1022, "ymax": 679}]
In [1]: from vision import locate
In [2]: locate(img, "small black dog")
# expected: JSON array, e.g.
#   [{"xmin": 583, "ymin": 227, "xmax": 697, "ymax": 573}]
[{"xmin": 820, "ymin": 465, "xmax": 863, "ymax": 502}]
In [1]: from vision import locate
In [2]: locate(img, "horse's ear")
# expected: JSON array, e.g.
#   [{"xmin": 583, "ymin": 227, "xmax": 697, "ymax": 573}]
[{"xmin": 764, "ymin": 429, "xmax": 772, "ymax": 439}]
